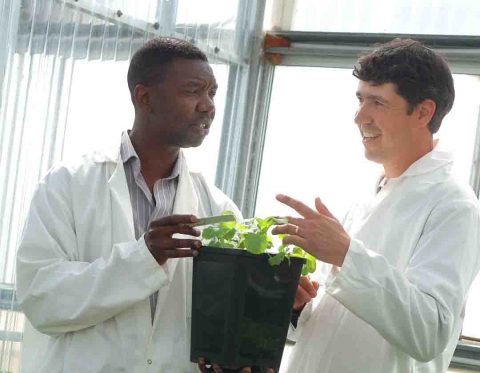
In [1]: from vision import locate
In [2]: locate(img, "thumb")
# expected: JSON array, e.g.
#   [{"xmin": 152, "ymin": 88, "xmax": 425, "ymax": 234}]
[{"xmin": 315, "ymin": 197, "xmax": 335, "ymax": 219}]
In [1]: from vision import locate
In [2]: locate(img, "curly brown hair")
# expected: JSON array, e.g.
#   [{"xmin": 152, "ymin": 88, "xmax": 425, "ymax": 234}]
[{"xmin": 353, "ymin": 39, "xmax": 454, "ymax": 134}]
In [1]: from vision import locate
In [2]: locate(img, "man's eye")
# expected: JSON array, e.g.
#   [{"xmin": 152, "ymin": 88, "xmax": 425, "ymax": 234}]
[{"xmin": 209, "ymin": 90, "xmax": 217, "ymax": 98}]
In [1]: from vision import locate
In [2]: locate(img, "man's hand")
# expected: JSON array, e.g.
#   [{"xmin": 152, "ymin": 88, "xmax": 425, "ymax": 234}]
[
  {"xmin": 294, "ymin": 276, "xmax": 320, "ymax": 311},
  {"xmin": 272, "ymin": 194, "xmax": 351, "ymax": 267},
  {"xmin": 197, "ymin": 358, "xmax": 274, "ymax": 373},
  {"xmin": 144, "ymin": 215, "xmax": 202, "ymax": 265}
]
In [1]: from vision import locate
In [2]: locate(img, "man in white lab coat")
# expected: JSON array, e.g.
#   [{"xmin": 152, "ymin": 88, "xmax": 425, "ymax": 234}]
[
  {"xmin": 273, "ymin": 39, "xmax": 480, "ymax": 372},
  {"xmin": 16, "ymin": 37, "xmax": 244, "ymax": 372}
]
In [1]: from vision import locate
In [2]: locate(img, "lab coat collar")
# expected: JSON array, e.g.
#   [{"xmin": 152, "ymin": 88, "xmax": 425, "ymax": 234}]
[
  {"xmin": 401, "ymin": 145, "xmax": 453, "ymax": 178},
  {"xmin": 377, "ymin": 143, "xmax": 453, "ymax": 188}
]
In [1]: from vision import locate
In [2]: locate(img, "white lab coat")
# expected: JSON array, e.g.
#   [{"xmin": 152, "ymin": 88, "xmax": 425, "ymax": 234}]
[
  {"xmin": 284, "ymin": 148, "xmax": 480, "ymax": 373},
  {"xmin": 16, "ymin": 144, "xmax": 241, "ymax": 373}
]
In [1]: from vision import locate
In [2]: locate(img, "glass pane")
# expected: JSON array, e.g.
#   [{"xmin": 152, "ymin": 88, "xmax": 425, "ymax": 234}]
[
  {"xmin": 62, "ymin": 61, "xmax": 228, "ymax": 184},
  {"xmin": 266, "ymin": 0, "xmax": 480, "ymax": 35},
  {"xmin": 256, "ymin": 66, "xmax": 480, "ymax": 342},
  {"xmin": 176, "ymin": 0, "xmax": 238, "ymax": 26}
]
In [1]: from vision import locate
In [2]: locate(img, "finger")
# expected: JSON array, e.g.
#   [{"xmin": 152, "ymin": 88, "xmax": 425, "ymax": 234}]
[
  {"xmin": 298, "ymin": 276, "xmax": 318, "ymax": 297},
  {"xmin": 159, "ymin": 249, "xmax": 199, "ymax": 259},
  {"xmin": 276, "ymin": 194, "xmax": 317, "ymax": 219},
  {"xmin": 212, "ymin": 364, "xmax": 222, "ymax": 373},
  {"xmin": 282, "ymin": 234, "xmax": 308, "ymax": 249},
  {"xmin": 149, "ymin": 238, "xmax": 202, "ymax": 250},
  {"xmin": 148, "ymin": 224, "xmax": 201, "ymax": 238},
  {"xmin": 315, "ymin": 197, "xmax": 336, "ymax": 219},
  {"xmin": 241, "ymin": 368, "xmax": 252, "ymax": 373},
  {"xmin": 286, "ymin": 216, "xmax": 313, "ymax": 227},
  {"xmin": 294, "ymin": 285, "xmax": 313, "ymax": 310},
  {"xmin": 271, "ymin": 223, "xmax": 299, "ymax": 236},
  {"xmin": 266, "ymin": 369, "xmax": 275, "ymax": 373},
  {"xmin": 149, "ymin": 214, "xmax": 198, "ymax": 227},
  {"xmin": 197, "ymin": 357, "xmax": 207, "ymax": 372},
  {"xmin": 312, "ymin": 280, "xmax": 320, "ymax": 291}
]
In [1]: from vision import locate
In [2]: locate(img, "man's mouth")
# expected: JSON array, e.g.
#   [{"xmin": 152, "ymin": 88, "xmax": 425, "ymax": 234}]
[
  {"xmin": 360, "ymin": 125, "xmax": 381, "ymax": 141},
  {"xmin": 362, "ymin": 133, "xmax": 381, "ymax": 140},
  {"xmin": 193, "ymin": 120, "xmax": 211, "ymax": 130}
]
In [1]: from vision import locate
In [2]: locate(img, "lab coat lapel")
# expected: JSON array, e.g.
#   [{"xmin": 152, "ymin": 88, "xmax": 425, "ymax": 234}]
[
  {"xmin": 107, "ymin": 155, "xmax": 135, "ymax": 240},
  {"xmin": 167, "ymin": 153, "xmax": 200, "ymax": 278},
  {"xmin": 151, "ymin": 153, "xmax": 199, "ymax": 332}
]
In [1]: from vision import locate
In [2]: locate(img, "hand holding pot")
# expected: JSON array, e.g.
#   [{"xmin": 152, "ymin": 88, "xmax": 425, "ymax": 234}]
[
  {"xmin": 294, "ymin": 276, "xmax": 320, "ymax": 311},
  {"xmin": 144, "ymin": 214, "xmax": 202, "ymax": 265},
  {"xmin": 272, "ymin": 194, "xmax": 350, "ymax": 267},
  {"xmin": 197, "ymin": 359, "xmax": 274, "ymax": 373}
]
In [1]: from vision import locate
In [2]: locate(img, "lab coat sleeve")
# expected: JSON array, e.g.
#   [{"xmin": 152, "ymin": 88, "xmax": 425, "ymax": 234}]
[
  {"xmin": 326, "ymin": 199, "xmax": 480, "ymax": 362},
  {"xmin": 16, "ymin": 176, "xmax": 169, "ymax": 336}
]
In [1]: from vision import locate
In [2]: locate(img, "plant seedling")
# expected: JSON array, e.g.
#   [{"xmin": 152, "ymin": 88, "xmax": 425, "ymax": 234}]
[{"xmin": 201, "ymin": 211, "xmax": 316, "ymax": 275}]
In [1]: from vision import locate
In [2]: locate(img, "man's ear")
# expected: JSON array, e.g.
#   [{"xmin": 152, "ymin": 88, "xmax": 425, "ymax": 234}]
[
  {"xmin": 133, "ymin": 84, "xmax": 151, "ymax": 114},
  {"xmin": 416, "ymin": 99, "xmax": 436, "ymax": 128}
]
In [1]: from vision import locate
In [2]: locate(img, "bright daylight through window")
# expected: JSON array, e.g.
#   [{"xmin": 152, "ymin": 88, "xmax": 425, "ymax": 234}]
[{"xmin": 255, "ymin": 66, "xmax": 480, "ymax": 339}]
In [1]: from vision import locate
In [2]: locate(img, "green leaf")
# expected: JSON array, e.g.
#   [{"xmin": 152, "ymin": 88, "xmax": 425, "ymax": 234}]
[
  {"xmin": 301, "ymin": 253, "xmax": 316, "ymax": 275},
  {"xmin": 219, "ymin": 220, "xmax": 237, "ymax": 230},
  {"xmin": 268, "ymin": 252, "xmax": 285, "ymax": 266},
  {"xmin": 201, "ymin": 227, "xmax": 218, "ymax": 240},
  {"xmin": 244, "ymin": 233, "xmax": 270, "ymax": 254},
  {"xmin": 273, "ymin": 216, "xmax": 289, "ymax": 225},
  {"xmin": 292, "ymin": 246, "xmax": 304, "ymax": 257}
]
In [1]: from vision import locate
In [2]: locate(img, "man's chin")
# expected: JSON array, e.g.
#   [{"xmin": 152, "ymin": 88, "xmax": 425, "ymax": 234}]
[
  {"xmin": 180, "ymin": 137, "xmax": 207, "ymax": 149},
  {"xmin": 364, "ymin": 150, "xmax": 384, "ymax": 164}
]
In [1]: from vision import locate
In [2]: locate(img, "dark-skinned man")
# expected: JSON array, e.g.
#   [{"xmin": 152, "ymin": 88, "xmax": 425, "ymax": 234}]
[{"xmin": 16, "ymin": 37, "xmax": 252, "ymax": 373}]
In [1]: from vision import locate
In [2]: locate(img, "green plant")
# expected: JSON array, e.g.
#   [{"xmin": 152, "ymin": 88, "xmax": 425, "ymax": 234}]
[{"xmin": 201, "ymin": 211, "xmax": 316, "ymax": 275}]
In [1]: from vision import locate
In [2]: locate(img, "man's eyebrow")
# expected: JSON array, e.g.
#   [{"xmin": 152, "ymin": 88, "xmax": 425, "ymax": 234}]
[
  {"xmin": 356, "ymin": 91, "xmax": 389, "ymax": 103},
  {"xmin": 182, "ymin": 78, "xmax": 217, "ymax": 88}
]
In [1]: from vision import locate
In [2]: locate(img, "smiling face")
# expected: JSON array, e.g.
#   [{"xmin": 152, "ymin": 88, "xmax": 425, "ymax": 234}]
[
  {"xmin": 354, "ymin": 80, "xmax": 434, "ymax": 177},
  {"xmin": 134, "ymin": 58, "xmax": 217, "ymax": 149}
]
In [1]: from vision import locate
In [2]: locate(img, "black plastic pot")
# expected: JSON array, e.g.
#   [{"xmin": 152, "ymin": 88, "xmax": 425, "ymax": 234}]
[{"xmin": 190, "ymin": 246, "xmax": 305, "ymax": 371}]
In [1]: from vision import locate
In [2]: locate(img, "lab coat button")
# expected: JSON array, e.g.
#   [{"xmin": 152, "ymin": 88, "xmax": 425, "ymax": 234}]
[{"xmin": 147, "ymin": 359, "xmax": 152, "ymax": 365}]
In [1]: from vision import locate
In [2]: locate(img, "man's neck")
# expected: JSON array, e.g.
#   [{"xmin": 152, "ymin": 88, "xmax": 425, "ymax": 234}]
[
  {"xmin": 128, "ymin": 129, "xmax": 180, "ymax": 183},
  {"xmin": 384, "ymin": 140, "xmax": 433, "ymax": 178}
]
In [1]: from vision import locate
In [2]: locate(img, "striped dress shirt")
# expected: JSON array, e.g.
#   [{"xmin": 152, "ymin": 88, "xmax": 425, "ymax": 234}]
[{"xmin": 120, "ymin": 131, "xmax": 182, "ymax": 322}]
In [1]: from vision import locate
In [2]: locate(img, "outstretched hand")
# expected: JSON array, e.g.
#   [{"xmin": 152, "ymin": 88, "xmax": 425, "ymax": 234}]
[{"xmin": 272, "ymin": 194, "xmax": 350, "ymax": 267}]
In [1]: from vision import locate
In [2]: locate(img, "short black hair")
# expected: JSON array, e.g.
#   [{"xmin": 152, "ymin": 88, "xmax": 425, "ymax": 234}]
[
  {"xmin": 353, "ymin": 38, "xmax": 455, "ymax": 134},
  {"xmin": 127, "ymin": 37, "xmax": 208, "ymax": 98}
]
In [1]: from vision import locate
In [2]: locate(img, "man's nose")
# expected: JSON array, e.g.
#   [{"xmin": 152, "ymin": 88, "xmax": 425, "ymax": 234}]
[
  {"xmin": 198, "ymin": 94, "xmax": 215, "ymax": 113},
  {"xmin": 354, "ymin": 103, "xmax": 368, "ymax": 126}
]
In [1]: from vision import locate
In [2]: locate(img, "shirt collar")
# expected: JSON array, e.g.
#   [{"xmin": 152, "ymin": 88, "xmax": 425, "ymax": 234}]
[{"xmin": 120, "ymin": 131, "xmax": 182, "ymax": 180}]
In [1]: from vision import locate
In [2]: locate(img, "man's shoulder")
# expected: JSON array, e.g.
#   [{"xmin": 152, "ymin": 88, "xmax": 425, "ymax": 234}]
[
  {"xmin": 427, "ymin": 175, "xmax": 480, "ymax": 215},
  {"xmin": 188, "ymin": 171, "xmax": 242, "ymax": 217},
  {"xmin": 42, "ymin": 151, "xmax": 117, "ymax": 186}
]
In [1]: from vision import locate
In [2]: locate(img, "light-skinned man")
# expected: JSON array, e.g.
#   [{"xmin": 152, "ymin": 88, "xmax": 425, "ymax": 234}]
[{"xmin": 274, "ymin": 39, "xmax": 480, "ymax": 372}]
